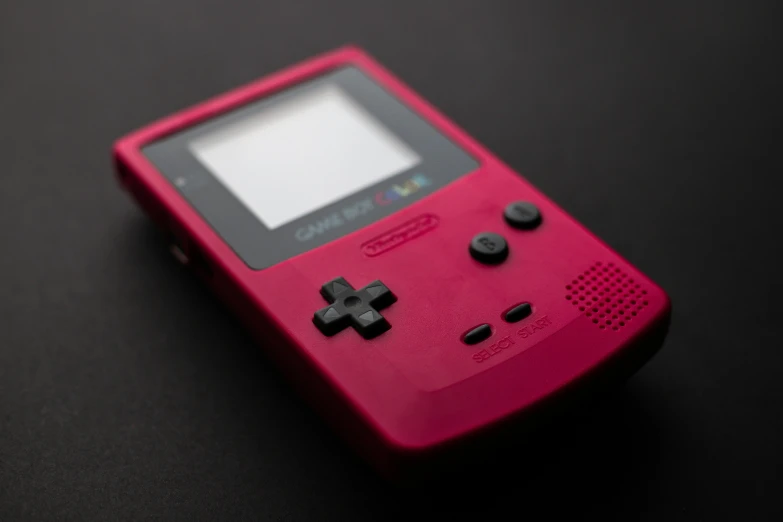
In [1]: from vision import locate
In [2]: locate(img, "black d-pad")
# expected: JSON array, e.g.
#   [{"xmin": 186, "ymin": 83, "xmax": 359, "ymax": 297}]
[{"xmin": 313, "ymin": 277, "xmax": 397, "ymax": 339}]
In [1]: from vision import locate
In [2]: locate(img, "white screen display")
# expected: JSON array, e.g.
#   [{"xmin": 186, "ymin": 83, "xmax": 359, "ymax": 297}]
[{"xmin": 188, "ymin": 84, "xmax": 421, "ymax": 229}]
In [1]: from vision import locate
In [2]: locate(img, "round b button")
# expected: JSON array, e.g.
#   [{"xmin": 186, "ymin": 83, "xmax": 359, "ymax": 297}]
[
  {"xmin": 504, "ymin": 201, "xmax": 542, "ymax": 229},
  {"xmin": 469, "ymin": 232, "xmax": 509, "ymax": 264}
]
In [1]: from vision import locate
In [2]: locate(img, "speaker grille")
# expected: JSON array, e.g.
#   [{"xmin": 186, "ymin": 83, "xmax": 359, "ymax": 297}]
[{"xmin": 565, "ymin": 262, "xmax": 649, "ymax": 331}]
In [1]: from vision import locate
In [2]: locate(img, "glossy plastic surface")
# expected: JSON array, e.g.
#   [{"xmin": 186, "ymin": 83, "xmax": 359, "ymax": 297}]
[{"xmin": 113, "ymin": 46, "xmax": 671, "ymax": 479}]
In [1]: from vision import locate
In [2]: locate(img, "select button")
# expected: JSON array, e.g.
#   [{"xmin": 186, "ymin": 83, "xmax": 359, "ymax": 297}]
[{"xmin": 463, "ymin": 324, "xmax": 492, "ymax": 345}]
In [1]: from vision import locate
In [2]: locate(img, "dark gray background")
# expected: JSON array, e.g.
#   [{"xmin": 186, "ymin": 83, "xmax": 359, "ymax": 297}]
[{"xmin": 1, "ymin": 1, "xmax": 781, "ymax": 520}]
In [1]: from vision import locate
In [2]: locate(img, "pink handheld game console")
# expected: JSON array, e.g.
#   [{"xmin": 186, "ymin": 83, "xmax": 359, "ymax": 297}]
[{"xmin": 113, "ymin": 46, "xmax": 671, "ymax": 480}]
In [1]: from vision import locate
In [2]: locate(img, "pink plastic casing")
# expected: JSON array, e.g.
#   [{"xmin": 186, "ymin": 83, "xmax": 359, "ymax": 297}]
[{"xmin": 113, "ymin": 46, "xmax": 671, "ymax": 480}]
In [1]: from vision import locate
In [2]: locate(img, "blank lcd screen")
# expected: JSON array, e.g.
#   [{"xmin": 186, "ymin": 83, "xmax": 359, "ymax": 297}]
[{"xmin": 188, "ymin": 84, "xmax": 421, "ymax": 230}]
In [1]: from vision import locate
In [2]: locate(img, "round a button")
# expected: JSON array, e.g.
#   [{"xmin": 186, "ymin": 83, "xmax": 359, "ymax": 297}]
[
  {"xmin": 469, "ymin": 232, "xmax": 509, "ymax": 264},
  {"xmin": 504, "ymin": 201, "xmax": 542, "ymax": 230}
]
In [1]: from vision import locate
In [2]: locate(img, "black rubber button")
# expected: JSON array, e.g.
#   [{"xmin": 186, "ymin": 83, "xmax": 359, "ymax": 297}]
[
  {"xmin": 463, "ymin": 324, "xmax": 492, "ymax": 345},
  {"xmin": 313, "ymin": 277, "xmax": 397, "ymax": 339},
  {"xmin": 503, "ymin": 302, "xmax": 533, "ymax": 323},
  {"xmin": 504, "ymin": 201, "xmax": 542, "ymax": 230},
  {"xmin": 469, "ymin": 232, "xmax": 509, "ymax": 264}
]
